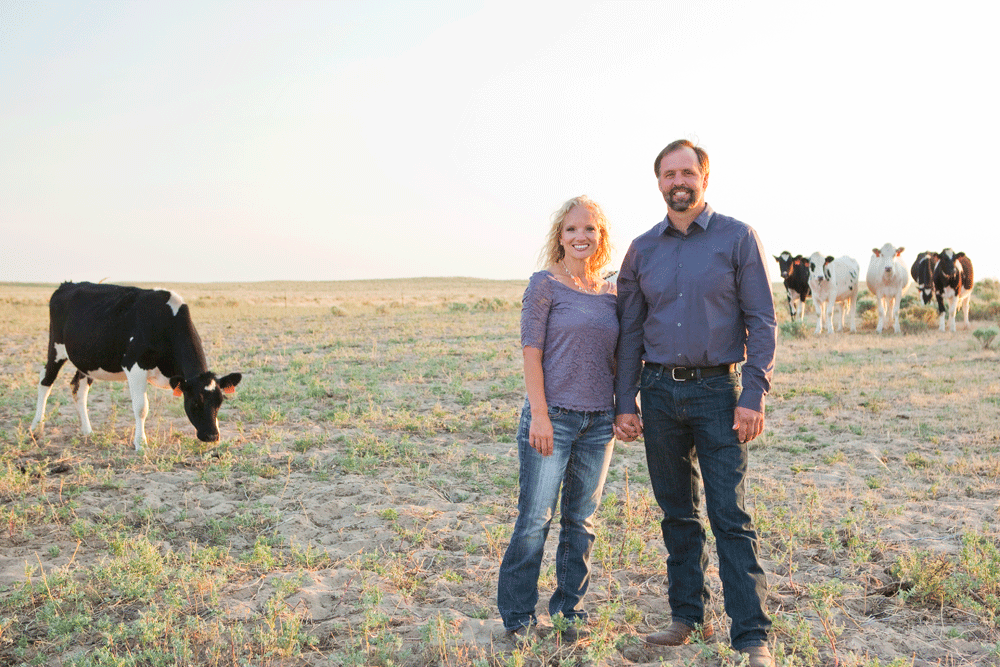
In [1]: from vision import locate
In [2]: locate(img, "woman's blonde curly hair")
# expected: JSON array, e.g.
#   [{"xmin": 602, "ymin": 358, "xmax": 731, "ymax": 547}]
[{"xmin": 538, "ymin": 196, "xmax": 612, "ymax": 278}]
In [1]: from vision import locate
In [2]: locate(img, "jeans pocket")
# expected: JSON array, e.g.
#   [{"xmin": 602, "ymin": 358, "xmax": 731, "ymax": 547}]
[
  {"xmin": 639, "ymin": 366, "xmax": 658, "ymax": 390},
  {"xmin": 702, "ymin": 373, "xmax": 741, "ymax": 394},
  {"xmin": 517, "ymin": 402, "xmax": 531, "ymax": 442}
]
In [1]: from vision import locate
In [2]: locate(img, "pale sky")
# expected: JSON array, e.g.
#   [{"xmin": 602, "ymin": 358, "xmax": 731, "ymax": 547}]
[{"xmin": 3, "ymin": 0, "xmax": 997, "ymax": 284}]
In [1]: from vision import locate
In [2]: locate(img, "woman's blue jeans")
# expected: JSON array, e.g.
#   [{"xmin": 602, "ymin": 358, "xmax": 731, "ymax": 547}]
[
  {"xmin": 639, "ymin": 365, "xmax": 770, "ymax": 650},
  {"xmin": 497, "ymin": 401, "xmax": 615, "ymax": 632}
]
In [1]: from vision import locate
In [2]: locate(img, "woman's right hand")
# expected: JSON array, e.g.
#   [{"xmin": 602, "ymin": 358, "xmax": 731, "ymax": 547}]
[{"xmin": 528, "ymin": 413, "xmax": 554, "ymax": 456}]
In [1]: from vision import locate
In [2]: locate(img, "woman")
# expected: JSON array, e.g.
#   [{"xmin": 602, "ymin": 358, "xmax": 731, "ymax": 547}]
[{"xmin": 497, "ymin": 196, "xmax": 634, "ymax": 644}]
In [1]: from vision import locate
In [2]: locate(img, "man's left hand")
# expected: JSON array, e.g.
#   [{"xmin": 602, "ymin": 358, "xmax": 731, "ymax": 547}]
[{"xmin": 733, "ymin": 407, "xmax": 764, "ymax": 443}]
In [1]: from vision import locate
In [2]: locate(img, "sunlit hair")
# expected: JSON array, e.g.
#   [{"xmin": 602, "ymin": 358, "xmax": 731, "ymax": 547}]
[
  {"xmin": 653, "ymin": 139, "xmax": 710, "ymax": 178},
  {"xmin": 538, "ymin": 196, "xmax": 612, "ymax": 276}
]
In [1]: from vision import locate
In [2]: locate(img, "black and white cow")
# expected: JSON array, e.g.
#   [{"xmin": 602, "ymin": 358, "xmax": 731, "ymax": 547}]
[
  {"xmin": 30, "ymin": 282, "xmax": 242, "ymax": 449},
  {"xmin": 807, "ymin": 253, "xmax": 860, "ymax": 334},
  {"xmin": 932, "ymin": 249, "xmax": 975, "ymax": 332},
  {"xmin": 910, "ymin": 251, "xmax": 936, "ymax": 306},
  {"xmin": 773, "ymin": 251, "xmax": 811, "ymax": 321}
]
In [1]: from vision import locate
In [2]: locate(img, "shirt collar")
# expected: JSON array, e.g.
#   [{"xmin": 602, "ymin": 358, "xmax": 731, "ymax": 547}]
[{"xmin": 657, "ymin": 203, "xmax": 714, "ymax": 236}]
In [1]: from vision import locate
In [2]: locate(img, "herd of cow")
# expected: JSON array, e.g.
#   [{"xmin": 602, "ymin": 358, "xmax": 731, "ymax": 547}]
[
  {"xmin": 774, "ymin": 245, "xmax": 975, "ymax": 336},
  {"xmin": 25, "ymin": 254, "xmax": 978, "ymax": 450}
]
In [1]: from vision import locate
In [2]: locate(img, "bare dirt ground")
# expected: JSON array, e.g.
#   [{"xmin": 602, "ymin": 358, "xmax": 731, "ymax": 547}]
[{"xmin": 1, "ymin": 279, "xmax": 999, "ymax": 666}]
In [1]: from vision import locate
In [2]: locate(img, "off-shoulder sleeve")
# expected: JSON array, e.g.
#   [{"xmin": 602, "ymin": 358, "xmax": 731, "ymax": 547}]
[{"xmin": 520, "ymin": 271, "xmax": 553, "ymax": 350}]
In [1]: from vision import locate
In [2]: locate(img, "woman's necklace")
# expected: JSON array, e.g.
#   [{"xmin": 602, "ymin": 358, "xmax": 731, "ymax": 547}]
[{"xmin": 561, "ymin": 260, "xmax": 600, "ymax": 294}]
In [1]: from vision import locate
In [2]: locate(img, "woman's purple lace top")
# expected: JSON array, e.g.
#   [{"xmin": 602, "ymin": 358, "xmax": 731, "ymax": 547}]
[{"xmin": 520, "ymin": 270, "xmax": 619, "ymax": 412}]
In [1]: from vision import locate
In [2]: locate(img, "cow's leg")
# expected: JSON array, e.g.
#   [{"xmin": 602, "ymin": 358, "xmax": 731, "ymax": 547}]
[
  {"xmin": 70, "ymin": 371, "xmax": 94, "ymax": 436},
  {"xmin": 790, "ymin": 290, "xmax": 803, "ymax": 321},
  {"xmin": 846, "ymin": 296, "xmax": 857, "ymax": 333},
  {"xmin": 948, "ymin": 295, "xmax": 959, "ymax": 333},
  {"xmin": 825, "ymin": 298, "xmax": 835, "ymax": 334},
  {"xmin": 875, "ymin": 295, "xmax": 886, "ymax": 334},
  {"xmin": 814, "ymin": 298, "xmax": 825, "ymax": 334},
  {"xmin": 30, "ymin": 343, "xmax": 68, "ymax": 435},
  {"xmin": 961, "ymin": 294, "xmax": 971, "ymax": 330},
  {"xmin": 891, "ymin": 293, "xmax": 902, "ymax": 334},
  {"xmin": 31, "ymin": 379, "xmax": 55, "ymax": 435},
  {"xmin": 125, "ymin": 365, "xmax": 149, "ymax": 450}
]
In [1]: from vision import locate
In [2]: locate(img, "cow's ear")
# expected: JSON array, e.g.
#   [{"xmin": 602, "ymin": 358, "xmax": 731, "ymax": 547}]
[
  {"xmin": 219, "ymin": 373, "xmax": 242, "ymax": 394},
  {"xmin": 872, "ymin": 248, "xmax": 880, "ymax": 256},
  {"xmin": 956, "ymin": 251, "xmax": 965, "ymax": 258},
  {"xmin": 896, "ymin": 247, "xmax": 905, "ymax": 256},
  {"xmin": 170, "ymin": 376, "xmax": 184, "ymax": 397},
  {"xmin": 825, "ymin": 256, "xmax": 834, "ymax": 265}
]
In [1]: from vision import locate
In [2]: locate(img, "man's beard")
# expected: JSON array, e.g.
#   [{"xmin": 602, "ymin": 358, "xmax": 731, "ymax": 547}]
[{"xmin": 665, "ymin": 186, "xmax": 697, "ymax": 212}]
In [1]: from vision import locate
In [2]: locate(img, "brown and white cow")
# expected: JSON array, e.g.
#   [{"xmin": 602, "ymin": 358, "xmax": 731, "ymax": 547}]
[
  {"xmin": 30, "ymin": 282, "xmax": 241, "ymax": 449},
  {"xmin": 932, "ymin": 249, "xmax": 974, "ymax": 332}
]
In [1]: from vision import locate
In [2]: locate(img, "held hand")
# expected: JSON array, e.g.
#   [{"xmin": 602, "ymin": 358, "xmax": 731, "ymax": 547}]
[
  {"xmin": 614, "ymin": 413, "xmax": 643, "ymax": 442},
  {"xmin": 529, "ymin": 413, "xmax": 554, "ymax": 456},
  {"xmin": 733, "ymin": 406, "xmax": 764, "ymax": 443}
]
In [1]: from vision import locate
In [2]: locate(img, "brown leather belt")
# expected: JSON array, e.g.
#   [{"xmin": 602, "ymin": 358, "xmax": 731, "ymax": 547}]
[{"xmin": 645, "ymin": 362, "xmax": 736, "ymax": 381}]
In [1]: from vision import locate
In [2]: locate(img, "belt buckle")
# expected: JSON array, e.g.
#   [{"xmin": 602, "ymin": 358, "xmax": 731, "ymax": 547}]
[{"xmin": 671, "ymin": 367, "xmax": 688, "ymax": 382}]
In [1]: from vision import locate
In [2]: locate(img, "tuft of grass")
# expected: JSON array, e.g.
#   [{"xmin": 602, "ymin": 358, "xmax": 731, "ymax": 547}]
[{"xmin": 973, "ymin": 326, "xmax": 1000, "ymax": 349}]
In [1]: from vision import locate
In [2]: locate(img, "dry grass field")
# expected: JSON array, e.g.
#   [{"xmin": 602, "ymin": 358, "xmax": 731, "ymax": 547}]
[{"xmin": 2, "ymin": 278, "xmax": 1000, "ymax": 667}]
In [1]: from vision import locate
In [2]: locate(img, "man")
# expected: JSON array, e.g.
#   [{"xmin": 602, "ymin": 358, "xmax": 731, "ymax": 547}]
[{"xmin": 615, "ymin": 140, "xmax": 776, "ymax": 667}]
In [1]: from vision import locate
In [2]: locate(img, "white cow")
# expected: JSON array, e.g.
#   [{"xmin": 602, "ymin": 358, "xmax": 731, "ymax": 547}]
[
  {"xmin": 865, "ymin": 243, "xmax": 911, "ymax": 334},
  {"xmin": 808, "ymin": 253, "xmax": 860, "ymax": 334}
]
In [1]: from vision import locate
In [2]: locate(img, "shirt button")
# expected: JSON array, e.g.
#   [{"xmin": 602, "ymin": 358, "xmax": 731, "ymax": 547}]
[{"xmin": 677, "ymin": 322, "xmax": 682, "ymax": 327}]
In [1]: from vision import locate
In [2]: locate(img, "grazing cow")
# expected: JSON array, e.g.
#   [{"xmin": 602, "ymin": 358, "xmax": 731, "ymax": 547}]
[
  {"xmin": 932, "ymin": 249, "xmax": 975, "ymax": 332},
  {"xmin": 807, "ymin": 253, "xmax": 860, "ymax": 334},
  {"xmin": 910, "ymin": 251, "xmax": 936, "ymax": 306},
  {"xmin": 30, "ymin": 282, "xmax": 242, "ymax": 450},
  {"xmin": 773, "ymin": 251, "xmax": 811, "ymax": 321},
  {"xmin": 866, "ymin": 243, "xmax": 911, "ymax": 334}
]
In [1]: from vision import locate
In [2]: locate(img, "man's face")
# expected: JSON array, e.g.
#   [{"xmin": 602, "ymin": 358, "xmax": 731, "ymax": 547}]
[{"xmin": 657, "ymin": 147, "xmax": 708, "ymax": 213}]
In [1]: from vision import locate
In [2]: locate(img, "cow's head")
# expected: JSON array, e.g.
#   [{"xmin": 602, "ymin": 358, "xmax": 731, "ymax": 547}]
[
  {"xmin": 871, "ymin": 243, "xmax": 905, "ymax": 275},
  {"xmin": 170, "ymin": 371, "xmax": 242, "ymax": 442},
  {"xmin": 774, "ymin": 251, "xmax": 793, "ymax": 278}
]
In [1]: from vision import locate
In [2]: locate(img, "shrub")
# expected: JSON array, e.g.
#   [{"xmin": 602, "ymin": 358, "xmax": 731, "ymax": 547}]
[
  {"xmin": 779, "ymin": 320, "xmax": 809, "ymax": 339},
  {"xmin": 472, "ymin": 297, "xmax": 510, "ymax": 312},
  {"xmin": 977, "ymin": 278, "xmax": 1000, "ymax": 300},
  {"xmin": 898, "ymin": 306, "xmax": 936, "ymax": 334},
  {"xmin": 856, "ymin": 298, "xmax": 876, "ymax": 316},
  {"xmin": 973, "ymin": 326, "xmax": 999, "ymax": 349},
  {"xmin": 969, "ymin": 300, "xmax": 1000, "ymax": 320}
]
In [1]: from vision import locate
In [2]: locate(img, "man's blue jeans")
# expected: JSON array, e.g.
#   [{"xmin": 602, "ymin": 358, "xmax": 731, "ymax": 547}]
[
  {"xmin": 497, "ymin": 401, "xmax": 615, "ymax": 631},
  {"xmin": 639, "ymin": 365, "xmax": 770, "ymax": 650}
]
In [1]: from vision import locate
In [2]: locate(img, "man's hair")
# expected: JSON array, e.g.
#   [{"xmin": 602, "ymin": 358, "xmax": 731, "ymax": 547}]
[
  {"xmin": 539, "ymin": 196, "xmax": 612, "ymax": 274},
  {"xmin": 653, "ymin": 139, "xmax": 710, "ymax": 178}
]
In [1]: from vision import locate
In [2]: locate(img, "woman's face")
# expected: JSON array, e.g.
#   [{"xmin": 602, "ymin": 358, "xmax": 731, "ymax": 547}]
[{"xmin": 560, "ymin": 206, "xmax": 601, "ymax": 263}]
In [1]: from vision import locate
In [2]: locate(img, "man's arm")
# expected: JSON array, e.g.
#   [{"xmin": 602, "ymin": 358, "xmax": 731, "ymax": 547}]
[
  {"xmin": 735, "ymin": 225, "xmax": 777, "ymax": 419},
  {"xmin": 615, "ymin": 242, "xmax": 646, "ymax": 429}
]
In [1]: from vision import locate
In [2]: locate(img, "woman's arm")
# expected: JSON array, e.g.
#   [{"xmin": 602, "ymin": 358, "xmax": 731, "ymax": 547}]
[{"xmin": 523, "ymin": 346, "xmax": 553, "ymax": 456}]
